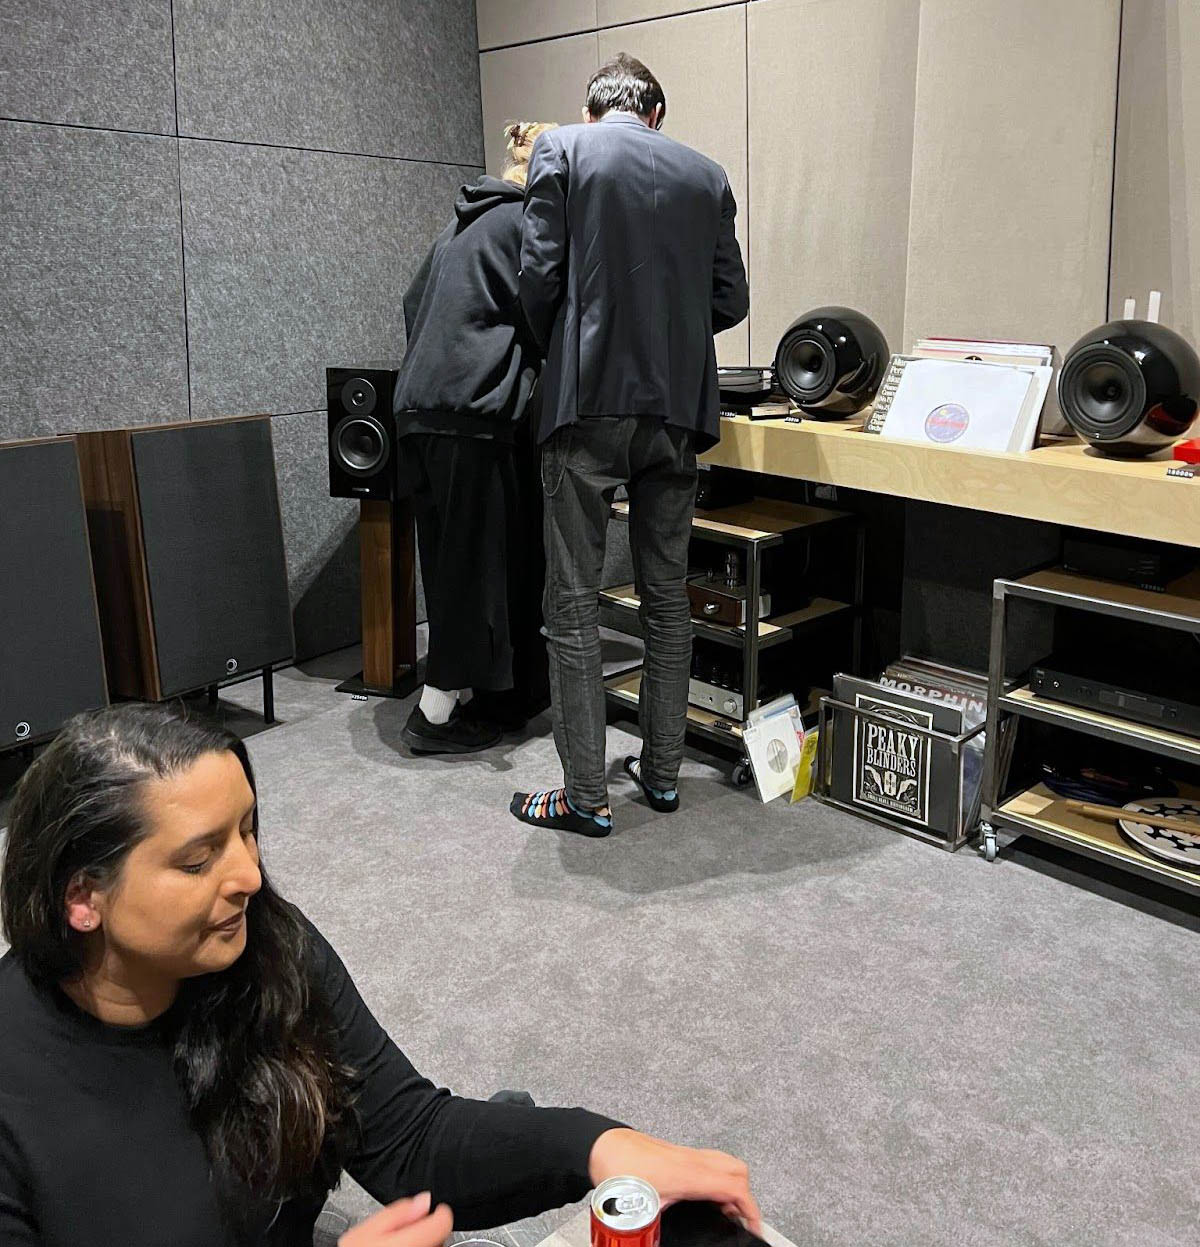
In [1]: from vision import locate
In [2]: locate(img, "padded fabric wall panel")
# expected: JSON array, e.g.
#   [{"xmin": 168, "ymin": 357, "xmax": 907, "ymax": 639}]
[
  {"xmin": 598, "ymin": 7, "xmax": 750, "ymax": 366},
  {"xmin": 271, "ymin": 410, "xmax": 361, "ymax": 659},
  {"xmin": 1110, "ymin": 0, "xmax": 1200, "ymax": 341},
  {"xmin": 598, "ymin": 0, "xmax": 731, "ymax": 25},
  {"xmin": 173, "ymin": 0, "xmax": 483, "ymax": 165},
  {"xmin": 479, "ymin": 35, "xmax": 600, "ymax": 176},
  {"xmin": 477, "ymin": 0, "xmax": 597, "ymax": 51},
  {"xmin": 747, "ymin": 0, "xmax": 918, "ymax": 365},
  {"xmin": 0, "ymin": 0, "xmax": 175, "ymax": 134},
  {"xmin": 904, "ymin": 0, "xmax": 1120, "ymax": 353},
  {"xmin": 179, "ymin": 140, "xmax": 475, "ymax": 419},
  {"xmin": 0, "ymin": 123, "xmax": 189, "ymax": 440}
]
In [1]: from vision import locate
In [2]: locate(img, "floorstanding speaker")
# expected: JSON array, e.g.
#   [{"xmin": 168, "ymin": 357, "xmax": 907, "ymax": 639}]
[
  {"xmin": 0, "ymin": 438, "xmax": 109, "ymax": 749},
  {"xmin": 76, "ymin": 417, "xmax": 294, "ymax": 717}
]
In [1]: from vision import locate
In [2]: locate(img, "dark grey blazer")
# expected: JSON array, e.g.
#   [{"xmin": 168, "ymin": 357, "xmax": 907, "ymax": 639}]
[{"xmin": 519, "ymin": 112, "xmax": 749, "ymax": 449}]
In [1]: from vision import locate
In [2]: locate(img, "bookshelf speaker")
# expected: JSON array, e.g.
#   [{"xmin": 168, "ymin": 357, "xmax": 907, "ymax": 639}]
[
  {"xmin": 774, "ymin": 306, "xmax": 888, "ymax": 418},
  {"xmin": 1058, "ymin": 320, "xmax": 1200, "ymax": 456}
]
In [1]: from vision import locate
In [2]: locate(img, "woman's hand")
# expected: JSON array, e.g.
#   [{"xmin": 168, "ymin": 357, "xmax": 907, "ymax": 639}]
[
  {"xmin": 588, "ymin": 1128, "xmax": 762, "ymax": 1235},
  {"xmin": 340, "ymin": 1191, "xmax": 454, "ymax": 1247}
]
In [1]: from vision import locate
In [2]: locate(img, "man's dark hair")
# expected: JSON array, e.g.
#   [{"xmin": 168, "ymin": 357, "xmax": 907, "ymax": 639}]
[{"xmin": 586, "ymin": 53, "xmax": 666, "ymax": 126}]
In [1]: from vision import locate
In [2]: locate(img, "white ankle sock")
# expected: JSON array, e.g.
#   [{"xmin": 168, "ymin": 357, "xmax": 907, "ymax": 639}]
[
  {"xmin": 419, "ymin": 685, "xmax": 458, "ymax": 725},
  {"xmin": 458, "ymin": 689, "xmax": 474, "ymax": 706}
]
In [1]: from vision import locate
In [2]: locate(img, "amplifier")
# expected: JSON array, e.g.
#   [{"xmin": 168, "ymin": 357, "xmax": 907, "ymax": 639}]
[
  {"xmin": 1062, "ymin": 531, "xmax": 1193, "ymax": 592},
  {"xmin": 1030, "ymin": 657, "xmax": 1200, "ymax": 737},
  {"xmin": 686, "ymin": 574, "xmax": 771, "ymax": 627},
  {"xmin": 689, "ymin": 677, "xmax": 744, "ymax": 720}
]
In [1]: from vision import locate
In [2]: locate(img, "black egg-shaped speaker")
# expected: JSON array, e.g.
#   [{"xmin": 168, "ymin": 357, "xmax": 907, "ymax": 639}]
[
  {"xmin": 773, "ymin": 306, "xmax": 889, "ymax": 418},
  {"xmin": 1058, "ymin": 320, "xmax": 1200, "ymax": 457}
]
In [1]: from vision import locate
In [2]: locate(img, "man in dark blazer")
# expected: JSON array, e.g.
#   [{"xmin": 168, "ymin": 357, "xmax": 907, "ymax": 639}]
[{"xmin": 511, "ymin": 53, "xmax": 749, "ymax": 838}]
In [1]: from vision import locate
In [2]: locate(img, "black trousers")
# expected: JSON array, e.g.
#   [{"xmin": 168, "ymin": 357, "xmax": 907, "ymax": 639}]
[{"xmin": 408, "ymin": 431, "xmax": 546, "ymax": 697}]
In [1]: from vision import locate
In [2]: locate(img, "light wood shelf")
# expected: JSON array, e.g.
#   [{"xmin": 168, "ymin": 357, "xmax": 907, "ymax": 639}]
[
  {"xmin": 1009, "ymin": 567, "xmax": 1200, "ymax": 627},
  {"xmin": 701, "ymin": 415, "xmax": 1200, "ymax": 550},
  {"xmin": 605, "ymin": 668, "xmax": 825, "ymax": 742},
  {"xmin": 599, "ymin": 583, "xmax": 851, "ymax": 650},
  {"xmin": 1001, "ymin": 686, "xmax": 1200, "ymax": 763},
  {"xmin": 999, "ymin": 783, "xmax": 1200, "ymax": 894},
  {"xmin": 610, "ymin": 496, "xmax": 850, "ymax": 544}
]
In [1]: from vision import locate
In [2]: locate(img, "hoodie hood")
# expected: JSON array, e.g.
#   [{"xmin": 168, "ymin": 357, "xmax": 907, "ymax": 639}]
[{"xmin": 454, "ymin": 175, "xmax": 524, "ymax": 227}]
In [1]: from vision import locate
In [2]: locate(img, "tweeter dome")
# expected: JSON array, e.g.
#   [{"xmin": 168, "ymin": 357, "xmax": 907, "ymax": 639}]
[
  {"xmin": 1058, "ymin": 320, "xmax": 1200, "ymax": 457},
  {"xmin": 773, "ymin": 306, "xmax": 888, "ymax": 418}
]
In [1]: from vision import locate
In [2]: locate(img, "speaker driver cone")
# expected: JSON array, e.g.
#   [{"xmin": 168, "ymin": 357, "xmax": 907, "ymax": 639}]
[
  {"xmin": 340, "ymin": 376, "xmax": 378, "ymax": 417},
  {"xmin": 333, "ymin": 415, "xmax": 388, "ymax": 476},
  {"xmin": 777, "ymin": 333, "xmax": 835, "ymax": 399},
  {"xmin": 1058, "ymin": 345, "xmax": 1146, "ymax": 441}
]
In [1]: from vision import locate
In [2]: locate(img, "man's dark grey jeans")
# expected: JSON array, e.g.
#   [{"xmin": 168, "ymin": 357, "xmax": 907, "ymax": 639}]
[{"xmin": 540, "ymin": 416, "xmax": 697, "ymax": 809}]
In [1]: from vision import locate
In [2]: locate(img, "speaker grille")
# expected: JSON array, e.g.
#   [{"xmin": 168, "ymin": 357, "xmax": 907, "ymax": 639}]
[
  {"xmin": 132, "ymin": 420, "xmax": 294, "ymax": 697},
  {"xmin": 776, "ymin": 331, "xmax": 836, "ymax": 401},
  {"xmin": 0, "ymin": 441, "xmax": 107, "ymax": 743},
  {"xmin": 1059, "ymin": 344, "xmax": 1147, "ymax": 441}
]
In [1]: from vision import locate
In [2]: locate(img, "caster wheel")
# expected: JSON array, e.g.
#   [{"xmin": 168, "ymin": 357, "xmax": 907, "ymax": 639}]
[
  {"xmin": 979, "ymin": 823, "xmax": 998, "ymax": 862},
  {"xmin": 731, "ymin": 760, "xmax": 752, "ymax": 788}
]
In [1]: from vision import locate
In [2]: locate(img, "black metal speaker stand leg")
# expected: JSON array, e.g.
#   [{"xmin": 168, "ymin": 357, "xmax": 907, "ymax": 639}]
[{"xmin": 262, "ymin": 667, "xmax": 275, "ymax": 725}]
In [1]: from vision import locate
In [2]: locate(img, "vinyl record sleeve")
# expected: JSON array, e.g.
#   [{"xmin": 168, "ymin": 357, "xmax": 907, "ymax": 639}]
[{"xmin": 830, "ymin": 674, "xmax": 963, "ymax": 834}]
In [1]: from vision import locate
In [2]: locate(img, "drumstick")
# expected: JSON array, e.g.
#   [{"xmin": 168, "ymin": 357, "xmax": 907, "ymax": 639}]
[{"xmin": 1066, "ymin": 799, "xmax": 1200, "ymax": 837}]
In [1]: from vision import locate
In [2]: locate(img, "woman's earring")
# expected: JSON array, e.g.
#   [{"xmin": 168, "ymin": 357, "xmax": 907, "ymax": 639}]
[{"xmin": 80, "ymin": 918, "xmax": 92, "ymax": 929}]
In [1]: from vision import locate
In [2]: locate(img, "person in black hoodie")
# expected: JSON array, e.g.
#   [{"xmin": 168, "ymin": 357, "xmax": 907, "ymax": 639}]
[{"xmin": 394, "ymin": 123, "xmax": 555, "ymax": 756}]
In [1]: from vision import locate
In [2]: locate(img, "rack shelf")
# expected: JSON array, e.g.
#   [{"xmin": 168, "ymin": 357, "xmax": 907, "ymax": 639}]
[
  {"xmin": 980, "ymin": 565, "xmax": 1200, "ymax": 877},
  {"xmin": 1003, "ymin": 567, "xmax": 1200, "ymax": 628},
  {"xmin": 605, "ymin": 669, "xmax": 825, "ymax": 748},
  {"xmin": 997, "ymin": 783, "xmax": 1200, "ymax": 896},
  {"xmin": 999, "ymin": 686, "xmax": 1200, "ymax": 765},
  {"xmin": 599, "ymin": 584, "xmax": 851, "ymax": 651},
  {"xmin": 609, "ymin": 497, "xmax": 851, "ymax": 547}
]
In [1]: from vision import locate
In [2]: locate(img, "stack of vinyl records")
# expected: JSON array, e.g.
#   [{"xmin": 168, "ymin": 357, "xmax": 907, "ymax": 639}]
[{"xmin": 828, "ymin": 658, "xmax": 1001, "ymax": 841}]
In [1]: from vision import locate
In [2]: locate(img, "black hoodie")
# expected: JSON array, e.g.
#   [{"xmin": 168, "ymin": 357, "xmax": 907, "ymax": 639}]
[{"xmin": 393, "ymin": 176, "xmax": 537, "ymax": 441}]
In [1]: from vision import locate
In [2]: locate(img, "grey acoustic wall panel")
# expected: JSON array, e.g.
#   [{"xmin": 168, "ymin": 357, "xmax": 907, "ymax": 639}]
[
  {"xmin": 173, "ymin": 0, "xmax": 483, "ymax": 165},
  {"xmin": 747, "ymin": 0, "xmax": 919, "ymax": 365},
  {"xmin": 904, "ymin": 0, "xmax": 1120, "ymax": 353},
  {"xmin": 477, "ymin": 0, "xmax": 597, "ymax": 51},
  {"xmin": 0, "ymin": 0, "xmax": 175, "ymax": 134},
  {"xmin": 271, "ymin": 410, "xmax": 361, "ymax": 659},
  {"xmin": 0, "ymin": 123, "xmax": 189, "ymax": 441},
  {"xmin": 597, "ymin": 0, "xmax": 731, "ymax": 25},
  {"xmin": 480, "ymin": 35, "xmax": 600, "ymax": 176},
  {"xmin": 179, "ymin": 140, "xmax": 476, "ymax": 420},
  {"xmin": 1109, "ymin": 0, "xmax": 1200, "ymax": 341},
  {"xmin": 598, "ymin": 7, "xmax": 750, "ymax": 366}
]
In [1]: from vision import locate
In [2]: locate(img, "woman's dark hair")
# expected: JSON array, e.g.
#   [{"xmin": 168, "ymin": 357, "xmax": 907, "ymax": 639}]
[
  {"xmin": 0, "ymin": 703, "xmax": 357, "ymax": 1202},
  {"xmin": 586, "ymin": 53, "xmax": 666, "ymax": 126}
]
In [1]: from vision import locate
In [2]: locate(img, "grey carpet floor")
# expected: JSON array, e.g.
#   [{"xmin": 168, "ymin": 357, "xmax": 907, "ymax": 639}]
[{"xmin": 4, "ymin": 641, "xmax": 1200, "ymax": 1246}]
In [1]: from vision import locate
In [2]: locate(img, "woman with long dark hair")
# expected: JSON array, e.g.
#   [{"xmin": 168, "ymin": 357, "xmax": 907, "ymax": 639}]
[{"xmin": 0, "ymin": 704, "xmax": 759, "ymax": 1246}]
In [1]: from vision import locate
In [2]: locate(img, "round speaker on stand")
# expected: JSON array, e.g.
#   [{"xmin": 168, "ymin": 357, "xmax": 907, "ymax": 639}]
[
  {"xmin": 773, "ymin": 306, "xmax": 889, "ymax": 418},
  {"xmin": 1058, "ymin": 319, "xmax": 1200, "ymax": 457}
]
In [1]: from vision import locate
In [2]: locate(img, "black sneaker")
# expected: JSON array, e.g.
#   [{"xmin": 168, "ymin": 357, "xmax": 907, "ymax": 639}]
[{"xmin": 402, "ymin": 705, "xmax": 501, "ymax": 755}]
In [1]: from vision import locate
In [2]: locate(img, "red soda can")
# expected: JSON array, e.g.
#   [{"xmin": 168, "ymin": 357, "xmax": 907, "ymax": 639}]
[{"xmin": 590, "ymin": 1176, "xmax": 661, "ymax": 1247}]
